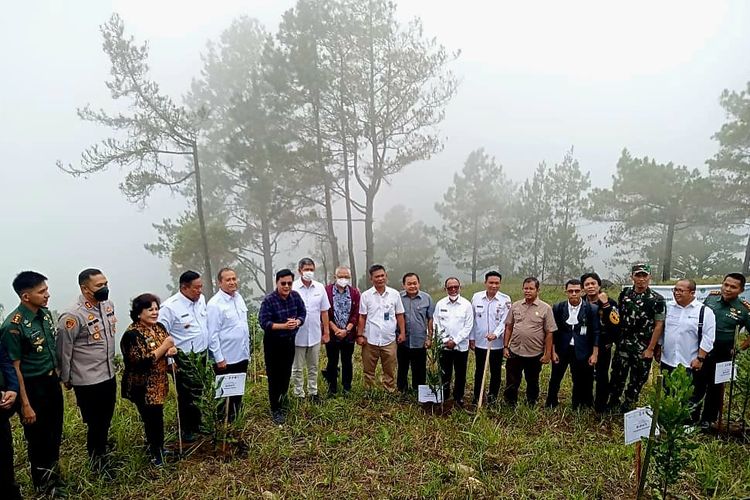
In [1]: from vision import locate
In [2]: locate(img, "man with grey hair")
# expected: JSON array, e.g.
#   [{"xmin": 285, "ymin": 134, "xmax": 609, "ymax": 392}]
[
  {"xmin": 324, "ymin": 265, "xmax": 360, "ymax": 395},
  {"xmin": 292, "ymin": 257, "xmax": 330, "ymax": 401}
]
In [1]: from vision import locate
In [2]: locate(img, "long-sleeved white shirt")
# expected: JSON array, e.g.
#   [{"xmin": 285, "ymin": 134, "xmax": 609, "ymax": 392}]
[
  {"xmin": 662, "ymin": 299, "xmax": 716, "ymax": 369},
  {"xmin": 207, "ymin": 289, "xmax": 250, "ymax": 365},
  {"xmin": 469, "ymin": 291, "xmax": 511, "ymax": 350},
  {"xmin": 434, "ymin": 295, "xmax": 474, "ymax": 352},
  {"xmin": 158, "ymin": 292, "xmax": 223, "ymax": 362}
]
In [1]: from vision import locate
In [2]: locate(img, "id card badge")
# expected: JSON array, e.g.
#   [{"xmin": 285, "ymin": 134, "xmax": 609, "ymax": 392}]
[
  {"xmin": 580, "ymin": 325, "xmax": 587, "ymax": 335},
  {"xmin": 384, "ymin": 311, "xmax": 390, "ymax": 321}
]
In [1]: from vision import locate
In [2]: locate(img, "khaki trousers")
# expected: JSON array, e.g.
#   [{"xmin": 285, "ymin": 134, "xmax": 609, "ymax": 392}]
[{"xmin": 362, "ymin": 341, "xmax": 397, "ymax": 392}]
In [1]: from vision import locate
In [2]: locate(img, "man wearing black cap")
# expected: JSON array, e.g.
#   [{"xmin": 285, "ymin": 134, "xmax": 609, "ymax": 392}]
[{"xmin": 608, "ymin": 263, "xmax": 665, "ymax": 412}]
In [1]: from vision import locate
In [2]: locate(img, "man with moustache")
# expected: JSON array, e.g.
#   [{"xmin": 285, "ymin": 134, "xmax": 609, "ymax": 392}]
[
  {"xmin": 434, "ymin": 277, "xmax": 474, "ymax": 407},
  {"xmin": 57, "ymin": 268, "xmax": 118, "ymax": 469},
  {"xmin": 503, "ymin": 277, "xmax": 556, "ymax": 406},
  {"xmin": 699, "ymin": 273, "xmax": 750, "ymax": 428},
  {"xmin": 608, "ymin": 264, "xmax": 665, "ymax": 413},
  {"xmin": 398, "ymin": 272, "xmax": 435, "ymax": 393}
]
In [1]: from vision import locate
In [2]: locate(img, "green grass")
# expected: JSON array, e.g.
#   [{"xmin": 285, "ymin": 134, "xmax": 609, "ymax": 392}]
[{"xmin": 10, "ymin": 349, "xmax": 750, "ymax": 499}]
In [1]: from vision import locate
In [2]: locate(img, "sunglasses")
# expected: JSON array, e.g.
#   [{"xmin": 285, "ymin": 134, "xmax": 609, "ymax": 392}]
[{"xmin": 279, "ymin": 281, "xmax": 293, "ymax": 287}]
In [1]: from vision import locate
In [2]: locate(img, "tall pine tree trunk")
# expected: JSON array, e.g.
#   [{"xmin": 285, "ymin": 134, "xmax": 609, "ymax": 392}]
[
  {"xmin": 260, "ymin": 213, "xmax": 273, "ymax": 293},
  {"xmin": 662, "ymin": 219, "xmax": 676, "ymax": 282},
  {"xmin": 192, "ymin": 144, "xmax": 213, "ymax": 296},
  {"xmin": 743, "ymin": 228, "xmax": 750, "ymax": 276}
]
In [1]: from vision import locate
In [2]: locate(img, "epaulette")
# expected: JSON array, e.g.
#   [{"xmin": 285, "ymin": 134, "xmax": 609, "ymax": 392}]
[
  {"xmin": 708, "ymin": 290, "xmax": 721, "ymax": 296},
  {"xmin": 741, "ymin": 299, "xmax": 750, "ymax": 312},
  {"xmin": 10, "ymin": 313, "xmax": 22, "ymax": 325}
]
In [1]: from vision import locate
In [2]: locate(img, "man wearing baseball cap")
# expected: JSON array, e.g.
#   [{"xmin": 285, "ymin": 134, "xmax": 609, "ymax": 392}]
[{"xmin": 608, "ymin": 263, "xmax": 666, "ymax": 412}]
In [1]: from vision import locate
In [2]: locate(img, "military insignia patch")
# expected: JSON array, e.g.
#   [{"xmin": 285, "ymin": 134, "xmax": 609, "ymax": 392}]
[
  {"xmin": 93, "ymin": 332, "xmax": 101, "ymax": 341},
  {"xmin": 65, "ymin": 317, "xmax": 76, "ymax": 329},
  {"xmin": 741, "ymin": 299, "xmax": 750, "ymax": 312},
  {"xmin": 88, "ymin": 314, "xmax": 95, "ymax": 321},
  {"xmin": 106, "ymin": 306, "xmax": 113, "ymax": 313},
  {"xmin": 11, "ymin": 313, "xmax": 22, "ymax": 324},
  {"xmin": 609, "ymin": 310, "xmax": 620, "ymax": 325},
  {"xmin": 709, "ymin": 290, "xmax": 721, "ymax": 296},
  {"xmin": 85, "ymin": 301, "xmax": 93, "ymax": 309}
]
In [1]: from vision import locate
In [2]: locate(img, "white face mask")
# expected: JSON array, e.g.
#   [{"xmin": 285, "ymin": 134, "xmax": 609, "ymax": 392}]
[
  {"xmin": 448, "ymin": 292, "xmax": 460, "ymax": 300},
  {"xmin": 302, "ymin": 271, "xmax": 315, "ymax": 282},
  {"xmin": 336, "ymin": 278, "xmax": 351, "ymax": 288}
]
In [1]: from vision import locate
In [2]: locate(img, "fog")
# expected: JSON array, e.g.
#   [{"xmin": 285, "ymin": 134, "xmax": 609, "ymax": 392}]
[{"xmin": 1, "ymin": 0, "xmax": 749, "ymax": 313}]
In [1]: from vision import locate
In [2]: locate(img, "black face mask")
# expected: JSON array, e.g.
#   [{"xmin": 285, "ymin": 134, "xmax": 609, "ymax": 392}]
[{"xmin": 93, "ymin": 286, "xmax": 110, "ymax": 302}]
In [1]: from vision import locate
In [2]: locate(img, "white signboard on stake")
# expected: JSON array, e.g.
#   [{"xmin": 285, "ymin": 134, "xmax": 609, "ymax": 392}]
[
  {"xmin": 215, "ymin": 373, "xmax": 247, "ymax": 398},
  {"xmin": 418, "ymin": 384, "xmax": 443, "ymax": 403},
  {"xmin": 714, "ymin": 361, "xmax": 737, "ymax": 384},
  {"xmin": 624, "ymin": 407, "xmax": 658, "ymax": 445}
]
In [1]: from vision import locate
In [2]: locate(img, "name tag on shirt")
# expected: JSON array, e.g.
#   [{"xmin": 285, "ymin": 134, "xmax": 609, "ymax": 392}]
[
  {"xmin": 384, "ymin": 311, "xmax": 390, "ymax": 321},
  {"xmin": 580, "ymin": 326, "xmax": 587, "ymax": 335}
]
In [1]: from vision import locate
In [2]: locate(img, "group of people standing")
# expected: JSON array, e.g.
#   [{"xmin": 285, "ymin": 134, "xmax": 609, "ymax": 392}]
[
  {"xmin": 0, "ymin": 267, "xmax": 251, "ymax": 498},
  {"xmin": 259, "ymin": 260, "xmax": 750, "ymax": 425},
  {"xmin": 1, "ymin": 260, "xmax": 748, "ymax": 499}
]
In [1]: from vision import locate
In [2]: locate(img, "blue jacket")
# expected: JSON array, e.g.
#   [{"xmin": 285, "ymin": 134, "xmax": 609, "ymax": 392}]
[{"xmin": 0, "ymin": 342, "xmax": 19, "ymax": 392}]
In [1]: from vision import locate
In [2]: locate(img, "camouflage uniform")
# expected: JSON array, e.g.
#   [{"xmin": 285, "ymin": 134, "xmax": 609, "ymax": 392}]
[{"xmin": 608, "ymin": 286, "xmax": 666, "ymax": 411}]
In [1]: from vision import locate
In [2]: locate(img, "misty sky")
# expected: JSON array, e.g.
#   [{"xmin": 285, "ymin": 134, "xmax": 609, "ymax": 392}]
[{"xmin": 1, "ymin": 0, "xmax": 749, "ymax": 313}]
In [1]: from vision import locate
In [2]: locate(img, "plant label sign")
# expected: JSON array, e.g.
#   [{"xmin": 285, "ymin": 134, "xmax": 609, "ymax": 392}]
[
  {"xmin": 417, "ymin": 384, "xmax": 443, "ymax": 403},
  {"xmin": 714, "ymin": 361, "xmax": 737, "ymax": 384},
  {"xmin": 215, "ymin": 373, "xmax": 247, "ymax": 399},
  {"xmin": 624, "ymin": 407, "xmax": 658, "ymax": 445}
]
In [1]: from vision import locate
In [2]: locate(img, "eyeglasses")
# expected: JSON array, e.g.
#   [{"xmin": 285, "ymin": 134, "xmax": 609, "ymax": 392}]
[
  {"xmin": 446, "ymin": 286, "xmax": 460, "ymax": 291},
  {"xmin": 673, "ymin": 287, "xmax": 693, "ymax": 294},
  {"xmin": 279, "ymin": 281, "xmax": 293, "ymax": 287},
  {"xmin": 566, "ymin": 289, "xmax": 582, "ymax": 294}
]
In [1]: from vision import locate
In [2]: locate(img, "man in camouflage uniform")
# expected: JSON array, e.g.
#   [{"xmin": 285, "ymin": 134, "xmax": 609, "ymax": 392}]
[
  {"xmin": 607, "ymin": 264, "xmax": 665, "ymax": 413},
  {"xmin": 0, "ymin": 271, "xmax": 65, "ymax": 497},
  {"xmin": 698, "ymin": 272, "xmax": 750, "ymax": 427}
]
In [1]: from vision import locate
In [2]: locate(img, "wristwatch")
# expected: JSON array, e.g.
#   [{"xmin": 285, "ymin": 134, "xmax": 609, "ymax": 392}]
[{"xmin": 696, "ymin": 356, "xmax": 705, "ymax": 362}]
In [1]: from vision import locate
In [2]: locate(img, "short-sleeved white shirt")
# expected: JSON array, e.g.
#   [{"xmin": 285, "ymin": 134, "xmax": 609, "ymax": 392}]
[
  {"xmin": 359, "ymin": 286, "xmax": 405, "ymax": 346},
  {"xmin": 292, "ymin": 279, "xmax": 330, "ymax": 347}
]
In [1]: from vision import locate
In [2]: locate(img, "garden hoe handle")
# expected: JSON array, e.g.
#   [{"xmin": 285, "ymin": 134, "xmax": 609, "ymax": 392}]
[
  {"xmin": 477, "ymin": 338, "xmax": 493, "ymax": 411},
  {"xmin": 172, "ymin": 362, "xmax": 183, "ymax": 456}
]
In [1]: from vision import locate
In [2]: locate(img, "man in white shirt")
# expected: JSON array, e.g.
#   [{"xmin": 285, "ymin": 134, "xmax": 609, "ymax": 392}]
[
  {"xmin": 435, "ymin": 277, "xmax": 474, "ymax": 407},
  {"xmin": 357, "ymin": 264, "xmax": 406, "ymax": 392},
  {"xmin": 207, "ymin": 268, "xmax": 250, "ymax": 421},
  {"xmin": 658, "ymin": 278, "xmax": 716, "ymax": 423},
  {"xmin": 470, "ymin": 271, "xmax": 511, "ymax": 406},
  {"xmin": 292, "ymin": 258, "xmax": 330, "ymax": 401},
  {"xmin": 158, "ymin": 270, "xmax": 224, "ymax": 441}
]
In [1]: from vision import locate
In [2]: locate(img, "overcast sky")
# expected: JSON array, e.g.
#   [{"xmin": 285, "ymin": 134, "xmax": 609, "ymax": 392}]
[{"xmin": 1, "ymin": 0, "xmax": 749, "ymax": 313}]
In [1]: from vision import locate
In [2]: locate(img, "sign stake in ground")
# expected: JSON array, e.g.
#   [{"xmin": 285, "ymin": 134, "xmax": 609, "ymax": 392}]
[
  {"xmin": 172, "ymin": 362, "xmax": 183, "ymax": 456},
  {"xmin": 637, "ymin": 374, "xmax": 663, "ymax": 499},
  {"xmin": 725, "ymin": 325, "xmax": 740, "ymax": 439}
]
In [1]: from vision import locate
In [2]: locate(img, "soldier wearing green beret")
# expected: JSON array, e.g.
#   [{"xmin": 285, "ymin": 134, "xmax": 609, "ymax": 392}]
[
  {"xmin": 697, "ymin": 272, "xmax": 750, "ymax": 428},
  {"xmin": 607, "ymin": 263, "xmax": 666, "ymax": 413},
  {"xmin": 0, "ymin": 271, "xmax": 65, "ymax": 497}
]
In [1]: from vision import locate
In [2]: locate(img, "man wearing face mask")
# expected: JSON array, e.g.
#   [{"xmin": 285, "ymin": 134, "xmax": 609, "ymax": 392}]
[
  {"xmin": 292, "ymin": 258, "xmax": 330, "ymax": 401},
  {"xmin": 57, "ymin": 268, "xmax": 117, "ymax": 470}
]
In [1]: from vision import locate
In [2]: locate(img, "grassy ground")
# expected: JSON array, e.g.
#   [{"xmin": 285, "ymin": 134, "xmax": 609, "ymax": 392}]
[{"xmin": 9, "ymin": 282, "xmax": 750, "ymax": 499}]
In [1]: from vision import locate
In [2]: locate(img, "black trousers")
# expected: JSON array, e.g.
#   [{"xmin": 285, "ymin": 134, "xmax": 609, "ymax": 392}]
[
  {"xmin": 473, "ymin": 348, "xmax": 503, "ymax": 403},
  {"xmin": 397, "ymin": 344, "xmax": 427, "ymax": 392},
  {"xmin": 263, "ymin": 334, "xmax": 296, "ymax": 412},
  {"xmin": 546, "ymin": 346, "xmax": 594, "ymax": 409},
  {"xmin": 1, "ymin": 406, "xmax": 22, "ymax": 500},
  {"xmin": 660, "ymin": 362, "xmax": 705, "ymax": 423},
  {"xmin": 73, "ymin": 376, "xmax": 116, "ymax": 460},
  {"xmin": 174, "ymin": 351, "xmax": 207, "ymax": 436},
  {"xmin": 216, "ymin": 359, "xmax": 249, "ymax": 423},
  {"xmin": 440, "ymin": 349, "xmax": 469, "ymax": 402},
  {"xmin": 698, "ymin": 340, "xmax": 733, "ymax": 424},
  {"xmin": 134, "ymin": 399, "xmax": 164, "ymax": 459},
  {"xmin": 504, "ymin": 352, "xmax": 543, "ymax": 405},
  {"xmin": 323, "ymin": 341, "xmax": 355, "ymax": 394},
  {"xmin": 594, "ymin": 343, "xmax": 613, "ymax": 412},
  {"xmin": 20, "ymin": 373, "xmax": 63, "ymax": 487}
]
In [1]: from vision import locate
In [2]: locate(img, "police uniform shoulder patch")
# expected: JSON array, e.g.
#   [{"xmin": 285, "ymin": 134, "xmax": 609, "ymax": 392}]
[
  {"xmin": 65, "ymin": 317, "xmax": 77, "ymax": 330},
  {"xmin": 609, "ymin": 309, "xmax": 620, "ymax": 325},
  {"xmin": 10, "ymin": 313, "xmax": 22, "ymax": 324},
  {"xmin": 709, "ymin": 290, "xmax": 721, "ymax": 296}
]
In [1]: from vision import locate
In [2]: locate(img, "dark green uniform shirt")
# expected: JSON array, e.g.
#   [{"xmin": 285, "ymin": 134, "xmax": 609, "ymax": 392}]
[
  {"xmin": 703, "ymin": 292, "xmax": 750, "ymax": 344},
  {"xmin": 0, "ymin": 304, "xmax": 58, "ymax": 377}
]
